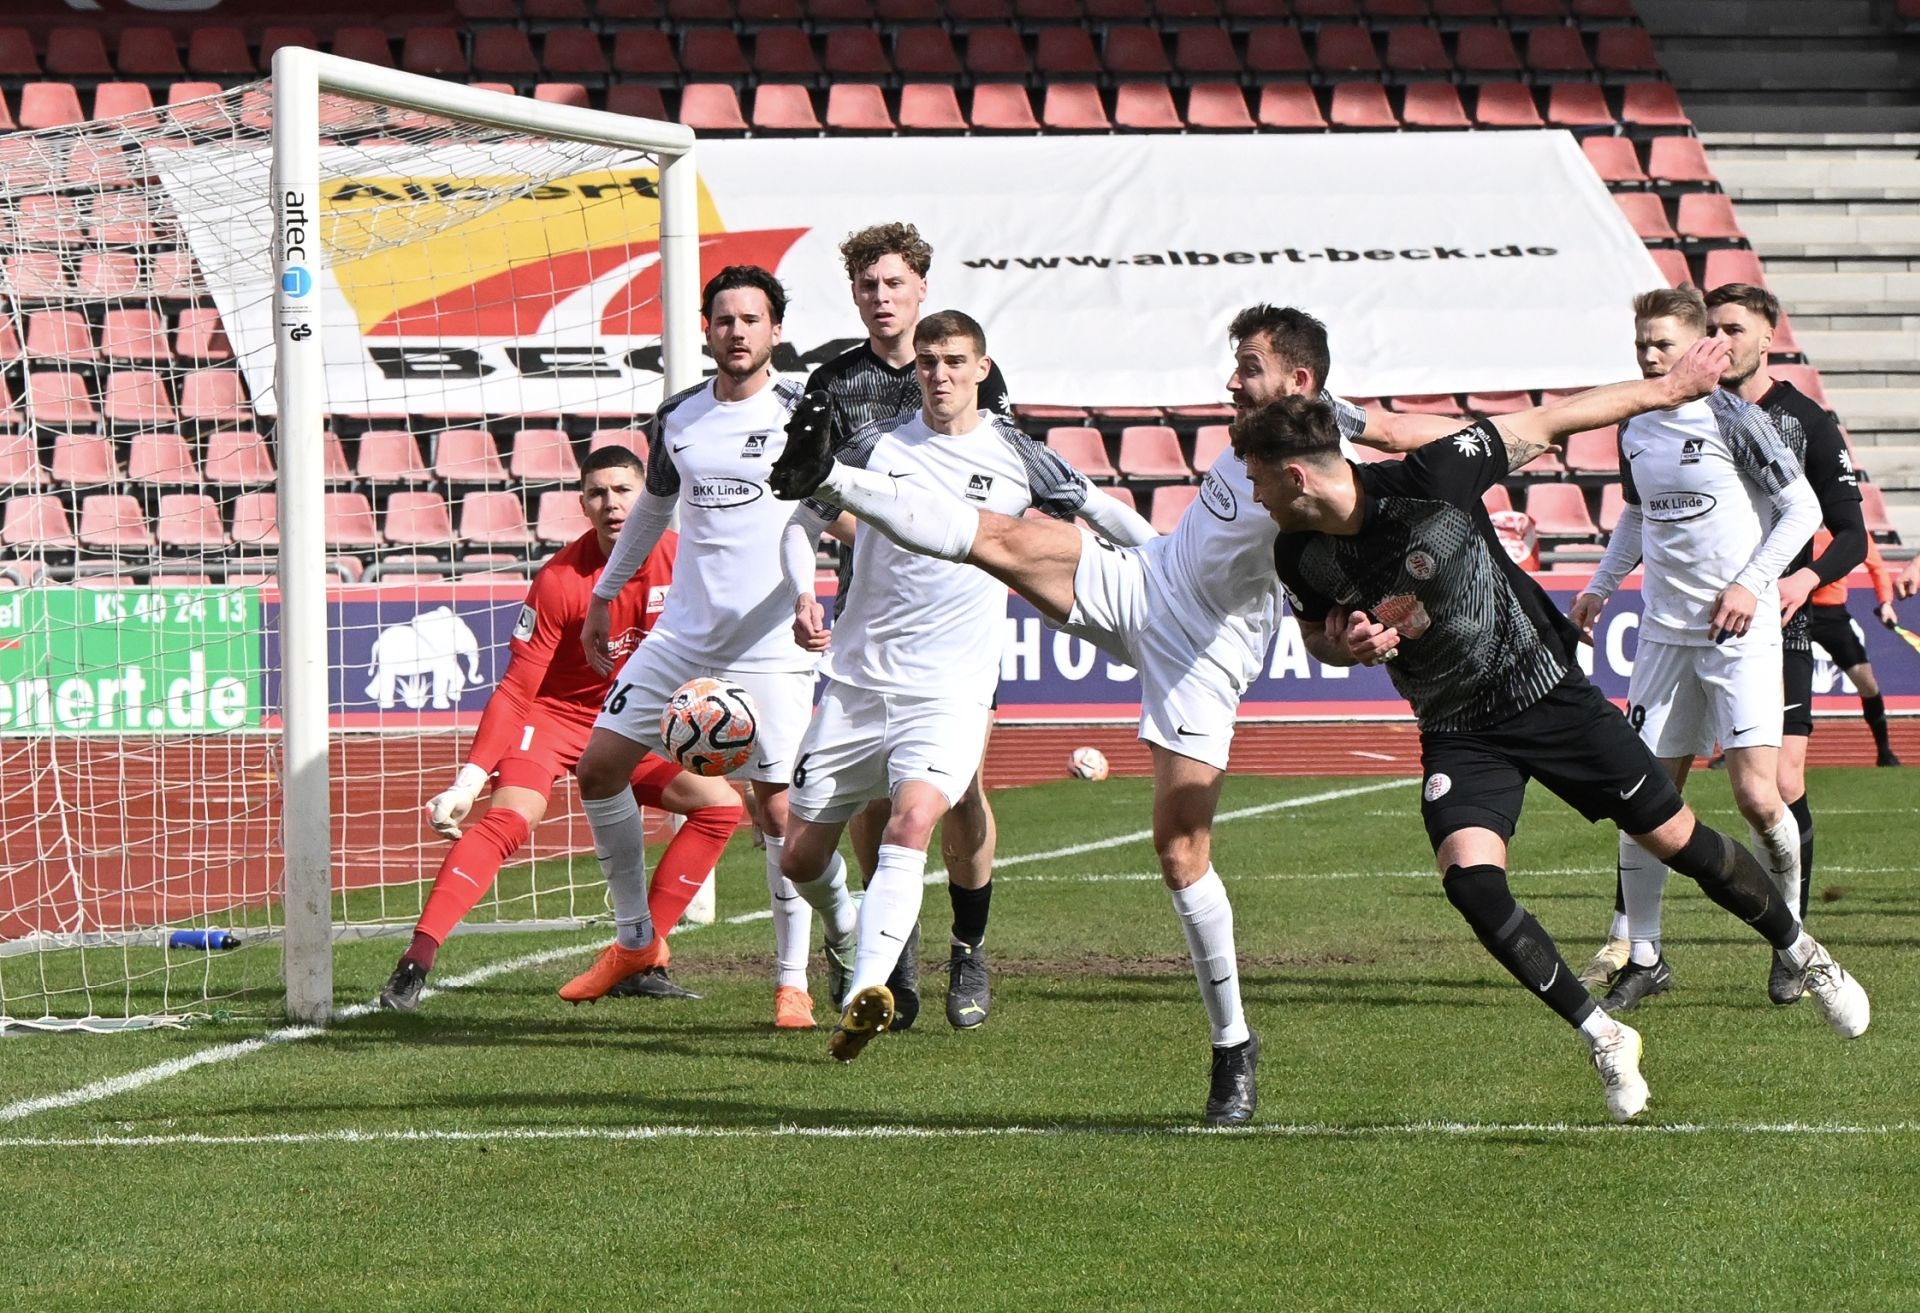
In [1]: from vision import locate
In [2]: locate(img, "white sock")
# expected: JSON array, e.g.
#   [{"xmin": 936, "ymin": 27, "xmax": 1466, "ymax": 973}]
[
  {"xmin": 848, "ymin": 844, "xmax": 927, "ymax": 997},
  {"xmin": 1783, "ymin": 931, "xmax": 1817, "ymax": 971},
  {"xmin": 1750, "ymin": 811, "xmax": 1802, "ymax": 914},
  {"xmin": 583, "ymin": 791, "xmax": 652, "ymax": 950},
  {"xmin": 1578, "ymin": 1007, "xmax": 1622, "ymax": 1045},
  {"xmin": 1608, "ymin": 910, "xmax": 1630, "ymax": 942},
  {"xmin": 1168, "ymin": 868, "xmax": 1249, "ymax": 1048},
  {"xmin": 1619, "ymin": 834, "xmax": 1667, "ymax": 966},
  {"xmin": 822, "ymin": 462, "xmax": 979, "ymax": 561},
  {"xmin": 788, "ymin": 850, "xmax": 858, "ymax": 945},
  {"xmin": 762, "ymin": 834, "xmax": 811, "ymax": 990}
]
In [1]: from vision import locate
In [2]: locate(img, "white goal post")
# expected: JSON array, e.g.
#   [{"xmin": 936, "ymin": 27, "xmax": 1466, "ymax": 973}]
[{"xmin": 271, "ymin": 49, "xmax": 703, "ymax": 1024}]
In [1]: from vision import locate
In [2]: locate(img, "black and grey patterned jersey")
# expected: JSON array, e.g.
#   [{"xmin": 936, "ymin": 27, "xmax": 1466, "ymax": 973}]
[
  {"xmin": 1756, "ymin": 379, "xmax": 1865, "ymax": 652},
  {"xmin": 809, "ymin": 408, "xmax": 1088, "ymax": 521},
  {"xmin": 1274, "ymin": 421, "xmax": 1578, "ymax": 733},
  {"xmin": 805, "ymin": 344, "xmax": 1012, "ymax": 437}
]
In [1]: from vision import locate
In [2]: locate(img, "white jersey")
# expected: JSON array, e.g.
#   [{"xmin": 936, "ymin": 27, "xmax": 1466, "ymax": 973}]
[
  {"xmin": 1154, "ymin": 394, "xmax": 1369, "ymax": 676},
  {"xmin": 638, "ymin": 375, "xmax": 818, "ymax": 672},
  {"xmin": 826, "ymin": 409, "xmax": 1091, "ymax": 705},
  {"xmin": 1617, "ymin": 390, "xmax": 1807, "ymax": 647}
]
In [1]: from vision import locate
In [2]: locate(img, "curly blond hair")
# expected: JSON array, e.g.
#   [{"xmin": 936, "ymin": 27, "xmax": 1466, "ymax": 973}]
[{"xmin": 839, "ymin": 222, "xmax": 933, "ymax": 281}]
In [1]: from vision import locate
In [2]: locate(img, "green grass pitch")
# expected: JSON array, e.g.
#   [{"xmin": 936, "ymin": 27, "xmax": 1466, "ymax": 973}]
[{"xmin": 2, "ymin": 767, "xmax": 1917, "ymax": 1311}]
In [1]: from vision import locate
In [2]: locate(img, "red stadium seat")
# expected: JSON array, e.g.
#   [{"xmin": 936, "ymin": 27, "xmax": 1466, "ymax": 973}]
[
  {"xmin": 683, "ymin": 29, "xmax": 751, "ymax": 79},
  {"xmin": 1330, "ymin": 83, "xmax": 1397, "ymax": 129},
  {"xmin": 754, "ymin": 28, "xmax": 823, "ymax": 80},
  {"xmin": 1036, "ymin": 29, "xmax": 1103, "ymax": 78},
  {"xmin": 1174, "ymin": 28, "xmax": 1241, "ymax": 78},
  {"xmin": 6, "ymin": 253, "xmax": 70, "ymax": 302},
  {"xmin": 1118, "ymin": 426, "xmax": 1190, "ymax": 479},
  {"xmin": 1293, "ymin": 0, "xmax": 1359, "ymax": 17},
  {"xmin": 102, "ymin": 309, "xmax": 171, "ymax": 366},
  {"xmin": 1563, "ymin": 428, "xmax": 1619, "ymax": 476},
  {"xmin": 1046, "ymin": 427, "xmax": 1118, "ymax": 480},
  {"xmin": 1702, "ymin": 248, "xmax": 1767, "ymax": 289},
  {"xmin": 509, "ymin": 429, "xmax": 581, "ymax": 483},
  {"xmin": 357, "ymin": 430, "xmax": 433, "ymax": 485},
  {"xmin": 753, "ymin": 83, "xmax": 824, "ymax": 130},
  {"xmin": 1676, "ymin": 193, "xmax": 1743, "ymax": 241},
  {"xmin": 0, "ymin": 434, "xmax": 48, "ymax": 491},
  {"xmin": 28, "ymin": 374, "xmax": 101, "ymax": 427},
  {"xmin": 324, "ymin": 492, "xmax": 383, "ymax": 552},
  {"xmin": 607, "ymin": 85, "xmax": 671, "ymax": 119},
  {"xmin": 1115, "ymin": 82, "xmax": 1182, "ymax": 130},
  {"xmin": 1620, "ymin": 81, "xmax": 1690, "ymax": 127},
  {"xmin": 102, "ymin": 371, "xmax": 178, "ymax": 427},
  {"xmin": 73, "ymin": 253, "xmax": 141, "ymax": 300},
  {"xmin": 433, "ymin": 429, "xmax": 510, "ymax": 485},
  {"xmin": 1481, "ymin": 483, "xmax": 1517, "ymax": 517},
  {"xmin": 3, "ymin": 495, "xmax": 78, "ymax": 552},
  {"xmin": 1364, "ymin": 0, "xmax": 1429, "ymax": 19},
  {"xmin": 1187, "ymin": 83, "xmax": 1255, "ymax": 129},
  {"xmin": 533, "ymin": 83, "xmax": 589, "ymax": 108},
  {"xmin": 525, "ymin": 0, "xmax": 593, "ymax": 19},
  {"xmin": 1246, "ymin": 28, "xmax": 1313, "ymax": 78},
  {"xmin": 1646, "ymin": 136, "xmax": 1714, "ymax": 185},
  {"xmin": 1514, "ymin": 447, "xmax": 1566, "ymax": 477},
  {"xmin": 1527, "ymin": 29, "xmax": 1593, "ymax": 76},
  {"xmin": 679, "ymin": 84, "xmax": 750, "ymax": 132},
  {"xmin": 47, "ymin": 27, "xmax": 115, "ymax": 77},
  {"xmin": 826, "ymin": 83, "xmax": 896, "ymax": 130},
  {"xmin": 809, "ymin": 0, "xmax": 878, "ymax": 21},
  {"xmin": 127, "ymin": 431, "xmax": 201, "ymax": 487},
  {"xmin": 1315, "ymin": 26, "xmax": 1381, "ymax": 75},
  {"xmin": 1547, "ymin": 83, "xmax": 1613, "ymax": 127},
  {"xmin": 1393, "ymin": 395, "xmax": 1464, "ymax": 416},
  {"xmin": 896, "ymin": 28, "xmax": 963, "ymax": 78},
  {"xmin": 79, "ymin": 494, "xmax": 154, "ymax": 553},
  {"xmin": 1192, "ymin": 425, "xmax": 1230, "ymax": 472},
  {"xmin": 331, "ymin": 27, "xmax": 398, "ymax": 67},
  {"xmin": 1595, "ymin": 27, "xmax": 1661, "ymax": 75},
  {"xmin": 52, "ymin": 432, "xmax": 120, "ymax": 486},
  {"xmin": 967, "ymin": 29, "xmax": 1032, "ymax": 80},
  {"xmin": 1016, "ymin": 0, "xmax": 1084, "ymax": 22},
  {"xmin": 1385, "ymin": 25, "xmax": 1451, "ymax": 76},
  {"xmin": 90, "ymin": 192, "xmax": 158, "ymax": 248},
  {"xmin": 1596, "ymin": 481, "xmax": 1626, "ymax": 532},
  {"xmin": 90, "ymin": 82, "xmax": 155, "ymax": 123},
  {"xmin": 187, "ymin": 27, "xmax": 254, "ymax": 77},
  {"xmin": 1105, "ymin": 27, "xmax": 1172, "ymax": 78},
  {"xmin": 900, "ymin": 83, "xmax": 969, "ymax": 130},
  {"xmin": 1086, "ymin": 0, "xmax": 1153, "ymax": 20},
  {"xmin": 1466, "ymin": 391, "xmax": 1531, "ymax": 416},
  {"xmin": 1456, "ymin": 27, "xmax": 1523, "ymax": 77},
  {"xmin": 27, "ymin": 311, "xmax": 96, "ymax": 364},
  {"xmin": 155, "ymin": 493, "xmax": 227, "ymax": 551},
  {"xmin": 384, "ymin": 492, "xmax": 458, "ymax": 549},
  {"xmin": 1042, "ymin": 83, "xmax": 1112, "ymax": 130},
  {"xmin": 1581, "ymin": 136, "xmax": 1647, "ymax": 185},
  {"xmin": 1525, "ymin": 484, "xmax": 1598, "ymax": 539},
  {"xmin": 0, "ymin": 28, "xmax": 42, "ymax": 77},
  {"xmin": 878, "ymin": 0, "xmax": 947, "ymax": 22},
  {"xmin": 462, "ymin": 492, "xmax": 538, "ymax": 549},
  {"xmin": 1613, "ymin": 193, "xmax": 1676, "ymax": 241},
  {"xmin": 176, "ymin": 370, "xmax": 251, "ymax": 427},
  {"xmin": 229, "ymin": 492, "xmax": 281, "ymax": 549},
  {"xmin": 535, "ymin": 490, "xmax": 591, "ymax": 544},
  {"xmin": 1149, "ymin": 484, "xmax": 1198, "ymax": 532},
  {"xmin": 20, "ymin": 82, "xmax": 85, "ymax": 130},
  {"xmin": 972, "ymin": 84, "xmax": 1041, "ymax": 130},
  {"xmin": 1402, "ymin": 83, "xmax": 1469, "ymax": 128},
  {"xmin": 259, "ymin": 28, "xmax": 320, "ymax": 66},
  {"xmin": 541, "ymin": 30, "xmax": 610, "ymax": 80},
  {"xmin": 669, "ymin": 0, "xmax": 734, "ymax": 19},
  {"xmin": 1650, "ymin": 248, "xmax": 1691, "ymax": 287},
  {"xmin": 824, "ymin": 29, "xmax": 892, "ymax": 78},
  {"xmin": 202, "ymin": 430, "xmax": 276, "ymax": 489},
  {"xmin": 402, "ymin": 27, "xmax": 469, "ymax": 77},
  {"xmin": 1258, "ymin": 84, "xmax": 1328, "ymax": 129},
  {"xmin": 611, "ymin": 31, "xmax": 680, "ymax": 81},
  {"xmin": 172, "ymin": 309, "xmax": 233, "ymax": 366}
]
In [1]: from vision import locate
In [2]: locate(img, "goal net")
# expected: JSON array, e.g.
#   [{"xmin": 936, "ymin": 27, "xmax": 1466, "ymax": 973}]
[{"xmin": 0, "ymin": 51, "xmax": 702, "ymax": 1030}]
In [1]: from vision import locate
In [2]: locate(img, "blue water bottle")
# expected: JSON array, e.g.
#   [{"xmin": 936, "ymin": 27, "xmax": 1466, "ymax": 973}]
[{"xmin": 168, "ymin": 929, "xmax": 239, "ymax": 951}]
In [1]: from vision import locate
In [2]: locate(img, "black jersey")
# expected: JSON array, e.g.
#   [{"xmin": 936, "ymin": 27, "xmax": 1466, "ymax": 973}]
[
  {"xmin": 1756, "ymin": 379, "xmax": 1866, "ymax": 652},
  {"xmin": 805, "ymin": 343, "xmax": 1012, "ymax": 437},
  {"xmin": 1274, "ymin": 421, "xmax": 1580, "ymax": 733}
]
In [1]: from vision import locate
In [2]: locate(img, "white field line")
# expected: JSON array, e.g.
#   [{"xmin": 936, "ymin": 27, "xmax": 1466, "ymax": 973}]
[
  {"xmin": 3, "ymin": 1118, "xmax": 1919, "ymax": 1151},
  {"xmin": 0, "ymin": 778, "xmax": 1410, "ymax": 1125}
]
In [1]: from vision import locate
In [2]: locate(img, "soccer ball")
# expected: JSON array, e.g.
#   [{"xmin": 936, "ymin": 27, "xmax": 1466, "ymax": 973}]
[
  {"xmin": 1067, "ymin": 747, "xmax": 1110, "ymax": 781},
  {"xmin": 659, "ymin": 677, "xmax": 759, "ymax": 776}
]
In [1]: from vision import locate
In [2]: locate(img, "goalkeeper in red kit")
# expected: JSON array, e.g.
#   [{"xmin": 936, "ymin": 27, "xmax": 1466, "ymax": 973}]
[{"xmin": 378, "ymin": 446, "xmax": 744, "ymax": 1011}]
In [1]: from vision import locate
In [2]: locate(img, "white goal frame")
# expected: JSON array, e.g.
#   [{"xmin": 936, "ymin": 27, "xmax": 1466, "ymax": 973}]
[{"xmin": 270, "ymin": 48, "xmax": 702, "ymax": 1024}]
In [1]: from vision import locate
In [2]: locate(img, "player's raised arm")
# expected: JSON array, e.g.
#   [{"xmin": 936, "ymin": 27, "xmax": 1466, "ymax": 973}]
[{"xmin": 1493, "ymin": 334, "xmax": 1733, "ymax": 472}]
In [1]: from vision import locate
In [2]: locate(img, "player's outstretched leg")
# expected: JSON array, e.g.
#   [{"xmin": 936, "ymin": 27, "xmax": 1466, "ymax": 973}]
[
  {"xmin": 828, "ymin": 842, "xmax": 927, "ymax": 1062},
  {"xmin": 381, "ymin": 804, "xmax": 534, "ymax": 1011},
  {"xmin": 1600, "ymin": 834, "xmax": 1673, "ymax": 1014}
]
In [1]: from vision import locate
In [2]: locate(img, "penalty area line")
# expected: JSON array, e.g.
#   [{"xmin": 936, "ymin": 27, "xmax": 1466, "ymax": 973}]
[{"xmin": 4, "ymin": 1117, "xmax": 1919, "ymax": 1151}]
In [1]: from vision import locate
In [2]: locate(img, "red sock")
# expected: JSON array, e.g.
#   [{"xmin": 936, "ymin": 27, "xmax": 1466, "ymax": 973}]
[
  {"xmin": 413, "ymin": 808, "xmax": 532, "ymax": 950},
  {"xmin": 629, "ymin": 756, "xmax": 742, "ymax": 934}
]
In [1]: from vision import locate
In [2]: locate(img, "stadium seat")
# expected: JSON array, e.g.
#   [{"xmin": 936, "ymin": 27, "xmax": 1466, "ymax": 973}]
[
  {"xmin": 679, "ymin": 84, "xmax": 750, "ymax": 132},
  {"xmin": 6, "ymin": 252, "xmax": 71, "ymax": 302},
  {"xmin": 535, "ymin": 489, "xmax": 591, "ymax": 544},
  {"xmin": 1042, "ymin": 83, "xmax": 1112, "ymax": 131},
  {"xmin": 432, "ymin": 429, "xmax": 510, "ymax": 485},
  {"xmin": 102, "ymin": 371, "xmax": 178, "ymax": 427},
  {"xmin": 1392, "ymin": 395, "xmax": 1463, "ymax": 417},
  {"xmin": 1293, "ymin": 0, "xmax": 1359, "ymax": 15},
  {"xmin": 2, "ymin": 495, "xmax": 78, "ymax": 552},
  {"xmin": 356, "ymin": 430, "xmax": 433, "ymax": 485},
  {"xmin": 1257, "ymin": 84, "xmax": 1328, "ymax": 129},
  {"xmin": 744, "ymin": 0, "xmax": 811, "ymax": 22},
  {"xmin": 26, "ymin": 374, "xmax": 99, "ymax": 427},
  {"xmin": 753, "ymin": 83, "xmax": 824, "ymax": 130},
  {"xmin": 1246, "ymin": 28, "xmax": 1313, "ymax": 78},
  {"xmin": 46, "ymin": 27, "xmax": 115, "ymax": 78},
  {"xmin": 1620, "ymin": 81, "xmax": 1689, "ymax": 127},
  {"xmin": 155, "ymin": 493, "xmax": 229, "ymax": 551},
  {"xmin": 1481, "ymin": 483, "xmax": 1513, "ymax": 515},
  {"xmin": 1315, "ymin": 26, "xmax": 1381, "ymax": 75},
  {"xmin": 1676, "ymin": 193, "xmax": 1743, "ymax": 241},
  {"xmin": 1402, "ymin": 83, "xmax": 1469, "ymax": 128},
  {"xmin": 1523, "ymin": 486, "xmax": 1596, "ymax": 538},
  {"xmin": 1503, "ymin": 0, "xmax": 1570, "ymax": 20},
  {"xmin": 1650, "ymin": 248, "xmax": 1691, "ymax": 286},
  {"xmin": 229, "ymin": 492, "xmax": 280, "ymax": 548},
  {"xmin": 26, "ymin": 311, "xmax": 96, "ymax": 364},
  {"xmin": 1115, "ymin": 82, "xmax": 1182, "ymax": 130},
  {"xmin": 1157, "ymin": 0, "xmax": 1225, "ymax": 21},
  {"xmin": 1105, "ymin": 27, "xmax": 1172, "ymax": 78},
  {"xmin": 1187, "ymin": 83, "xmax": 1255, "ymax": 129},
  {"xmin": 1645, "ymin": 135, "xmax": 1713, "ymax": 185},
  {"xmin": 1174, "ymin": 28, "xmax": 1241, "ymax": 78},
  {"xmin": 114, "ymin": 27, "xmax": 184, "ymax": 78},
  {"xmin": 402, "ymin": 27, "xmax": 469, "ymax": 77},
  {"xmin": 20, "ymin": 82, "xmax": 85, "ymax": 130},
  {"xmin": 1118, "ymin": 426, "xmax": 1190, "ymax": 479},
  {"xmin": 1456, "ymin": 28, "xmax": 1524, "ymax": 78},
  {"xmin": 1016, "ymin": 0, "xmax": 1083, "ymax": 22},
  {"xmin": 966, "ymin": 29, "xmax": 1032, "ymax": 80},
  {"xmin": 461, "ymin": 492, "xmax": 538, "ymax": 548},
  {"xmin": 1594, "ymin": 27, "xmax": 1661, "ymax": 75},
  {"xmin": 75, "ymin": 253, "xmax": 144, "ymax": 300},
  {"xmin": 824, "ymin": 29, "xmax": 892, "ymax": 79},
  {"xmin": 1385, "ymin": 25, "xmax": 1451, "ymax": 76},
  {"xmin": 1191, "ymin": 425, "xmax": 1230, "ymax": 472},
  {"xmin": 163, "ymin": 80, "xmax": 230, "ymax": 133},
  {"xmin": 754, "ymin": 28, "xmax": 823, "ymax": 81},
  {"xmin": 1330, "ymin": 83, "xmax": 1397, "ymax": 129},
  {"xmin": 102, "ymin": 310, "xmax": 171, "ymax": 366},
  {"xmin": 64, "ymin": 142, "xmax": 140, "ymax": 190},
  {"xmin": 607, "ymin": 85, "xmax": 671, "ymax": 119},
  {"xmin": 186, "ymin": 27, "xmax": 253, "ymax": 77},
  {"xmin": 611, "ymin": 31, "xmax": 680, "ymax": 82},
  {"xmin": 532, "ymin": 83, "xmax": 590, "ymax": 108},
  {"xmin": 972, "ymin": 83, "xmax": 1041, "ymax": 130},
  {"xmin": 384, "ymin": 491, "xmax": 458, "ymax": 549},
  {"xmin": 942, "ymin": 0, "xmax": 1010, "ymax": 23},
  {"xmin": 1466, "ymin": 391, "xmax": 1531, "ymax": 416},
  {"xmin": 1612, "ymin": 193, "xmax": 1676, "ymax": 241},
  {"xmin": 810, "ymin": 0, "xmax": 879, "ymax": 22},
  {"xmin": 259, "ymin": 28, "xmax": 321, "ymax": 67},
  {"xmin": 826, "ymin": 83, "xmax": 896, "ymax": 130},
  {"xmin": 1036, "ymin": 29, "xmax": 1103, "ymax": 79},
  {"xmin": 1046, "ymin": 427, "xmax": 1118, "ymax": 480},
  {"xmin": 1514, "ymin": 447, "xmax": 1566, "ymax": 477},
  {"xmin": 1580, "ymin": 136, "xmax": 1647, "ymax": 185},
  {"xmin": 0, "ymin": 28, "xmax": 41, "ymax": 77},
  {"xmin": 172, "ymin": 309, "xmax": 232, "ymax": 365},
  {"xmin": 543, "ymin": 31, "xmax": 612, "ymax": 82},
  {"xmin": 79, "ymin": 494, "xmax": 155, "ymax": 553},
  {"xmin": 0, "ymin": 323, "xmax": 21, "ymax": 368},
  {"xmin": 127, "ymin": 431, "xmax": 200, "ymax": 487},
  {"xmin": 508, "ymin": 429, "xmax": 581, "ymax": 483},
  {"xmin": 895, "ymin": 82, "xmax": 967, "ymax": 130},
  {"xmin": 92, "ymin": 82, "xmax": 155, "ymax": 121},
  {"xmin": 0, "ymin": 434, "xmax": 49, "ymax": 491},
  {"xmin": 1702, "ymin": 248, "xmax": 1766, "ymax": 289},
  {"xmin": 52, "ymin": 432, "xmax": 120, "ymax": 486},
  {"xmin": 1562, "ymin": 428, "xmax": 1619, "ymax": 477},
  {"xmin": 1596, "ymin": 481, "xmax": 1625, "ymax": 532},
  {"xmin": 589, "ymin": 429, "xmax": 647, "ymax": 456},
  {"xmin": 201, "ymin": 429, "xmax": 276, "ymax": 489},
  {"xmin": 897, "ymin": 28, "xmax": 964, "ymax": 79},
  {"xmin": 90, "ymin": 193, "xmax": 158, "ymax": 248},
  {"xmin": 324, "ymin": 492, "xmax": 383, "ymax": 552},
  {"xmin": 683, "ymin": 29, "xmax": 752, "ymax": 79},
  {"xmin": 1525, "ymin": 28, "xmax": 1593, "ymax": 76}
]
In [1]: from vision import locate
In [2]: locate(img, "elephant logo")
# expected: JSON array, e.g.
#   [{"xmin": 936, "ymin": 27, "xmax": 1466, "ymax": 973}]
[{"xmin": 365, "ymin": 605, "xmax": 486, "ymax": 710}]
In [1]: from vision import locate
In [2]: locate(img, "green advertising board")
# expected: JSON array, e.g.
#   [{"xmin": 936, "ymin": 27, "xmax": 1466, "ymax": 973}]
[{"xmin": 0, "ymin": 588, "xmax": 263, "ymax": 734}]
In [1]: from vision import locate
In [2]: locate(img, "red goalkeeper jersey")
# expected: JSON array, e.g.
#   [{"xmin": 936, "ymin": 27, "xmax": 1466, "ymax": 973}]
[{"xmin": 465, "ymin": 529, "xmax": 677, "ymax": 772}]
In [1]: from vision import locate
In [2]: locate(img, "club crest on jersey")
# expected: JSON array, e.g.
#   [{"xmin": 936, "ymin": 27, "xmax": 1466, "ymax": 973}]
[
  {"xmin": 1403, "ymin": 550, "xmax": 1437, "ymax": 581},
  {"xmin": 1424, "ymin": 772, "xmax": 1452, "ymax": 802},
  {"xmin": 647, "ymin": 584, "xmax": 670, "ymax": 615},
  {"xmin": 1374, "ymin": 593, "xmax": 1432, "ymax": 639},
  {"xmin": 1645, "ymin": 491, "xmax": 1717, "ymax": 522},
  {"xmin": 687, "ymin": 477, "xmax": 764, "ymax": 509},
  {"xmin": 1680, "ymin": 437, "xmax": 1705, "ymax": 465},
  {"xmin": 1200, "ymin": 470, "xmax": 1237, "ymax": 520},
  {"xmin": 741, "ymin": 433, "xmax": 769, "ymax": 458},
  {"xmin": 965, "ymin": 472, "xmax": 994, "ymax": 502},
  {"xmin": 512, "ymin": 605, "xmax": 536, "ymax": 641}
]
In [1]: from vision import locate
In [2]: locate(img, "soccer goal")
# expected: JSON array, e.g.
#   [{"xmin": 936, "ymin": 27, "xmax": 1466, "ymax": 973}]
[{"xmin": 0, "ymin": 50, "xmax": 702, "ymax": 1031}]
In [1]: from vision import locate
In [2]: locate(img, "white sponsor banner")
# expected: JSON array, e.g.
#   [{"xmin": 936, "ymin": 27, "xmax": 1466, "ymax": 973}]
[{"xmin": 157, "ymin": 132, "xmax": 1661, "ymax": 416}]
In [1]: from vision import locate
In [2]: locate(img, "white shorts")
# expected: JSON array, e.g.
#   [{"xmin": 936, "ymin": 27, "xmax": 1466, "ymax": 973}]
[
  {"xmin": 1062, "ymin": 530, "xmax": 1244, "ymax": 772},
  {"xmin": 787, "ymin": 679, "xmax": 990, "ymax": 824},
  {"xmin": 595, "ymin": 639, "xmax": 817, "ymax": 785},
  {"xmin": 1628, "ymin": 636, "xmax": 1784, "ymax": 758}
]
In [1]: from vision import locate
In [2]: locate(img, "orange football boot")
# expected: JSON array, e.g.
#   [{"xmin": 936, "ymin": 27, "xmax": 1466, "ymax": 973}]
[
  {"xmin": 559, "ymin": 936, "xmax": 670, "ymax": 1003},
  {"xmin": 774, "ymin": 984, "xmax": 816, "ymax": 1029}
]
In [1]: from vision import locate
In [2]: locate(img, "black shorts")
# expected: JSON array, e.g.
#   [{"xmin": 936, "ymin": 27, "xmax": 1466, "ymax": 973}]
[
  {"xmin": 1783, "ymin": 644, "xmax": 1814, "ymax": 738},
  {"xmin": 1418, "ymin": 672, "xmax": 1686, "ymax": 850},
  {"xmin": 1808, "ymin": 603, "xmax": 1868, "ymax": 671}
]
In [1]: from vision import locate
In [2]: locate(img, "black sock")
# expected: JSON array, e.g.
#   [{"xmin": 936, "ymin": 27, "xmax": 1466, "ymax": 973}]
[
  {"xmin": 1789, "ymin": 794, "xmax": 1814, "ymax": 920},
  {"xmin": 1443, "ymin": 864, "xmax": 1594, "ymax": 1026},
  {"xmin": 1863, "ymin": 694, "xmax": 1892, "ymax": 752},
  {"xmin": 948, "ymin": 881, "xmax": 992, "ymax": 947},
  {"xmin": 1663, "ymin": 820, "xmax": 1799, "ymax": 949}
]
